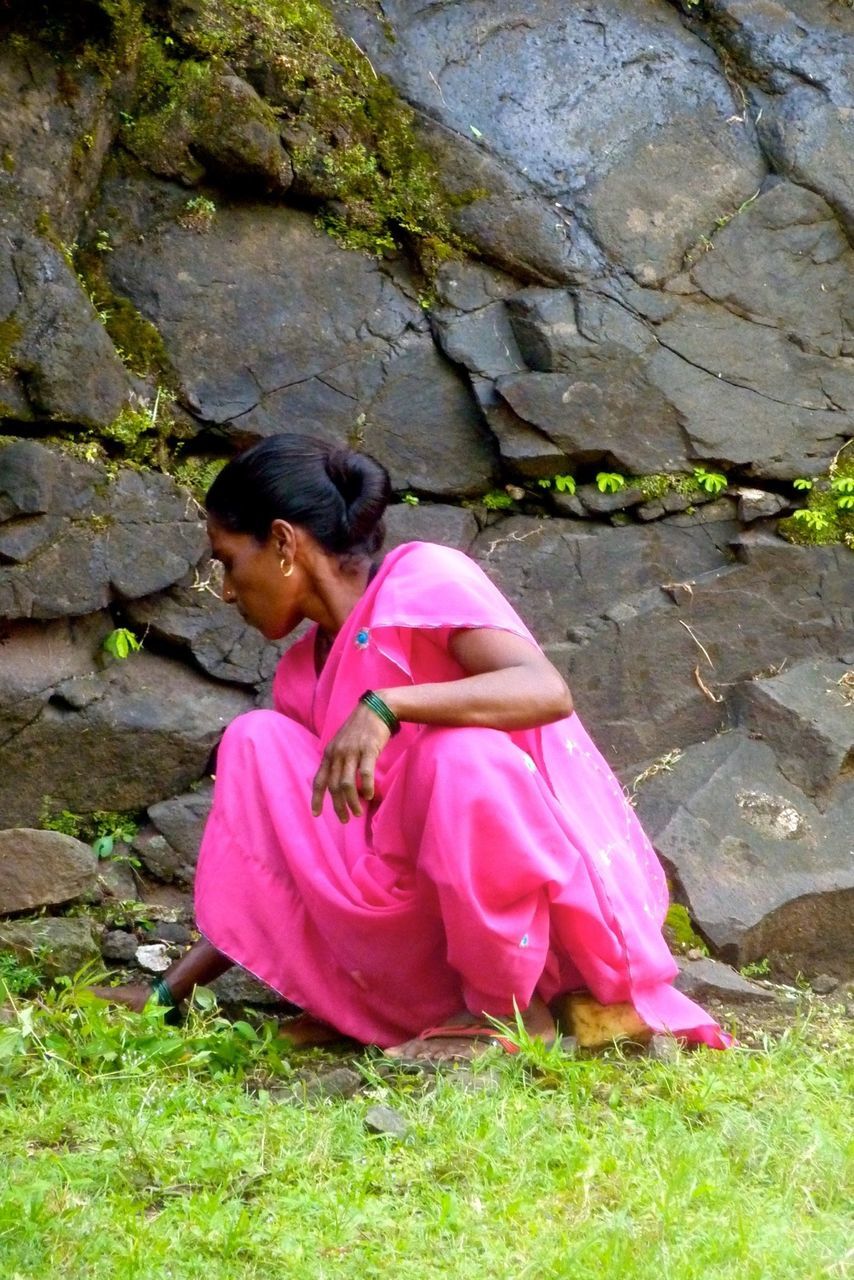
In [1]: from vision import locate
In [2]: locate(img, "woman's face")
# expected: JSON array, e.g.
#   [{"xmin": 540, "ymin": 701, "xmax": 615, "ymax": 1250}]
[{"xmin": 207, "ymin": 517, "xmax": 303, "ymax": 640}]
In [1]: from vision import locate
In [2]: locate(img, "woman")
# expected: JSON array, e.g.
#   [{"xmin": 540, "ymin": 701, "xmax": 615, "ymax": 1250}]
[{"xmin": 96, "ymin": 434, "xmax": 727, "ymax": 1056}]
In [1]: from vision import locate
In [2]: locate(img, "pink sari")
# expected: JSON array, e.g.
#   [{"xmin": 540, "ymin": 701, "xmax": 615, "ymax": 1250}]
[{"xmin": 195, "ymin": 541, "xmax": 727, "ymax": 1048}]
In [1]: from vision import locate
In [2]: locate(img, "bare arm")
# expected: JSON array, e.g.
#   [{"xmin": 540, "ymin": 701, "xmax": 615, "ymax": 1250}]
[
  {"xmin": 312, "ymin": 629, "xmax": 572, "ymax": 822},
  {"xmin": 379, "ymin": 628, "xmax": 572, "ymax": 730}
]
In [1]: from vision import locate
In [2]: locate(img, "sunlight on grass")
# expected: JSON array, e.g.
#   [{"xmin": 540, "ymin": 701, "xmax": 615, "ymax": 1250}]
[{"xmin": 0, "ymin": 979, "xmax": 851, "ymax": 1279}]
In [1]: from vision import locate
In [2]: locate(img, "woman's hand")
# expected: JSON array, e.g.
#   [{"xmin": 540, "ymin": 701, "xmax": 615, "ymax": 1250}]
[{"xmin": 311, "ymin": 702, "xmax": 391, "ymax": 823}]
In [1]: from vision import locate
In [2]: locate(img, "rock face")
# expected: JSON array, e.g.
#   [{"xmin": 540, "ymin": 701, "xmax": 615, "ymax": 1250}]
[
  {"xmin": 0, "ymin": 0, "xmax": 853, "ymax": 984},
  {"xmin": 637, "ymin": 660, "xmax": 854, "ymax": 976}
]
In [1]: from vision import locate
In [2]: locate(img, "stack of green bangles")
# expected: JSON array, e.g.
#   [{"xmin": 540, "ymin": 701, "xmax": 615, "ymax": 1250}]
[{"xmin": 359, "ymin": 690, "xmax": 401, "ymax": 735}]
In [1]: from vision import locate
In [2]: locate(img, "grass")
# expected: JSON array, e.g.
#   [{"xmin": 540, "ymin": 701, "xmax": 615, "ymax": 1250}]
[{"xmin": 0, "ymin": 979, "xmax": 851, "ymax": 1279}]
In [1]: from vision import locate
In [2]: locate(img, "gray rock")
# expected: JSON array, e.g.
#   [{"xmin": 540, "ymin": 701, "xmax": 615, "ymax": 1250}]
[
  {"xmin": 101, "ymin": 929, "xmax": 138, "ymax": 963},
  {"xmin": 99, "ymin": 190, "xmax": 495, "ymax": 498},
  {"xmin": 133, "ymin": 829, "xmax": 196, "ymax": 886},
  {"xmin": 738, "ymin": 659, "xmax": 854, "ymax": 801},
  {"xmin": 0, "ymin": 39, "xmax": 117, "ymax": 241},
  {"xmin": 2, "ymin": 235, "xmax": 131, "ymax": 429},
  {"xmin": 0, "ymin": 828, "xmax": 97, "ymax": 914},
  {"xmin": 577, "ymin": 484, "xmax": 646, "ymax": 515},
  {"xmin": 210, "ymin": 966, "xmax": 285, "ymax": 1006},
  {"xmin": 364, "ymin": 1104, "xmax": 409, "ymax": 1138},
  {"xmin": 96, "ymin": 858, "xmax": 139, "ymax": 903},
  {"xmin": 384, "ymin": 503, "xmax": 479, "ymax": 553},
  {"xmin": 674, "ymin": 955, "xmax": 775, "ymax": 1004},
  {"xmin": 495, "ymin": 368, "xmax": 688, "ymax": 475},
  {"xmin": 637, "ymin": 733, "xmax": 854, "ymax": 974},
  {"xmin": 0, "ymin": 916, "xmax": 100, "ymax": 979},
  {"xmin": 127, "ymin": 580, "xmax": 287, "ymax": 686},
  {"xmin": 690, "ymin": 183, "xmax": 854, "ymax": 362},
  {"xmin": 151, "ymin": 921, "xmax": 192, "ymax": 945},
  {"xmin": 647, "ymin": 1034, "xmax": 681, "ymax": 1063},
  {"xmin": 334, "ymin": 0, "xmax": 765, "ymax": 283},
  {"xmin": 298, "ymin": 1067, "xmax": 363, "ymax": 1101},
  {"xmin": 0, "ymin": 650, "xmax": 251, "ymax": 828},
  {"xmin": 417, "ymin": 115, "xmax": 593, "ymax": 285},
  {"xmin": 0, "ymin": 443, "xmax": 208, "ymax": 621},
  {"xmin": 810, "ymin": 973, "xmax": 838, "ymax": 996},
  {"xmin": 735, "ymin": 489, "xmax": 790, "ymax": 523},
  {"xmin": 147, "ymin": 783, "xmax": 214, "ymax": 863},
  {"xmin": 759, "ymin": 89, "xmax": 854, "ymax": 238}
]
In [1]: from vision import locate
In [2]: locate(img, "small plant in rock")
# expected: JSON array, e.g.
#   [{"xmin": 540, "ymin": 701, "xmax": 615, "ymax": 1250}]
[
  {"xmin": 792, "ymin": 478, "xmax": 813, "ymax": 491},
  {"xmin": 692, "ymin": 467, "xmax": 727, "ymax": 496},
  {"xmin": 93, "ymin": 229, "xmax": 113, "ymax": 253},
  {"xmin": 177, "ymin": 196, "xmax": 217, "ymax": 232},
  {"xmin": 740, "ymin": 957, "xmax": 771, "ymax": 979},
  {"xmin": 596, "ymin": 472, "xmax": 626, "ymax": 494},
  {"xmin": 537, "ymin": 474, "xmax": 576, "ymax": 494},
  {"xmin": 0, "ymin": 952, "xmax": 43, "ymax": 997},
  {"xmin": 401, "ymin": 493, "xmax": 419, "ymax": 506},
  {"xmin": 481, "ymin": 489, "xmax": 515, "ymax": 511},
  {"xmin": 792, "ymin": 509, "xmax": 830, "ymax": 533},
  {"xmin": 103, "ymin": 628, "xmax": 142, "ymax": 660}
]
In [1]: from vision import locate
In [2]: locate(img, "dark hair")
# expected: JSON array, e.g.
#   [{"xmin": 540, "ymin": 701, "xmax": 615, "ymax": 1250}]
[{"xmin": 205, "ymin": 434, "xmax": 391, "ymax": 557}]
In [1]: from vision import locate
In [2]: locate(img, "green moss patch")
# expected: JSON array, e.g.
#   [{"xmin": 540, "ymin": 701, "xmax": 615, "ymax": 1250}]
[
  {"xmin": 95, "ymin": 0, "xmax": 464, "ymax": 266},
  {"xmin": 779, "ymin": 450, "xmax": 854, "ymax": 549}
]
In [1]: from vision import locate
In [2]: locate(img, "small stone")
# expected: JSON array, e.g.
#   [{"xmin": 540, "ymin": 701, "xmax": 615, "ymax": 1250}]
[
  {"xmin": 301, "ymin": 1067, "xmax": 363, "ymax": 1100},
  {"xmin": 135, "ymin": 943, "xmax": 171, "ymax": 973},
  {"xmin": 101, "ymin": 929, "xmax": 138, "ymax": 962},
  {"xmin": 560, "ymin": 1035, "xmax": 579, "ymax": 1056},
  {"xmin": 364, "ymin": 1104, "xmax": 409, "ymax": 1138},
  {"xmin": 810, "ymin": 973, "xmax": 838, "ymax": 995},
  {"xmin": 647, "ymin": 1034, "xmax": 681, "ymax": 1063},
  {"xmin": 735, "ymin": 487, "xmax": 789, "ymax": 523},
  {"xmin": 686, "ymin": 947, "xmax": 705, "ymax": 961},
  {"xmin": 448, "ymin": 1067, "xmax": 502, "ymax": 1093},
  {"xmin": 151, "ymin": 921, "xmax": 192, "ymax": 945}
]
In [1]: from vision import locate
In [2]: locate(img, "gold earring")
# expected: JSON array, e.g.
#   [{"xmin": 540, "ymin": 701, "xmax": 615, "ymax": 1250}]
[{"xmin": 280, "ymin": 558, "xmax": 294, "ymax": 579}]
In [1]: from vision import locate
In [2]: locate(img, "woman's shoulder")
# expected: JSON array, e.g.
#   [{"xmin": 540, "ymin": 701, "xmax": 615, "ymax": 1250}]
[{"xmin": 382, "ymin": 540, "xmax": 481, "ymax": 578}]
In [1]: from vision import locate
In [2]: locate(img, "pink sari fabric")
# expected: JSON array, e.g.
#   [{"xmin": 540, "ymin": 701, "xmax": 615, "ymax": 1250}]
[{"xmin": 195, "ymin": 541, "xmax": 727, "ymax": 1049}]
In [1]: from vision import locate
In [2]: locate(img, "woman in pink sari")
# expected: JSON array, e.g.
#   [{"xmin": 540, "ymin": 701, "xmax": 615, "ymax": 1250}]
[{"xmin": 96, "ymin": 434, "xmax": 727, "ymax": 1056}]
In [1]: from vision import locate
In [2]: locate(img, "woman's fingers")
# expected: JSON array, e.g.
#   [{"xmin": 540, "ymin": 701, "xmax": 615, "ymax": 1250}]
[{"xmin": 311, "ymin": 706, "xmax": 390, "ymax": 821}]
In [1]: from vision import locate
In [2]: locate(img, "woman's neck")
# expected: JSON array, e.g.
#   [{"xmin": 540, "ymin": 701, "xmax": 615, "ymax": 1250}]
[{"xmin": 304, "ymin": 555, "xmax": 373, "ymax": 636}]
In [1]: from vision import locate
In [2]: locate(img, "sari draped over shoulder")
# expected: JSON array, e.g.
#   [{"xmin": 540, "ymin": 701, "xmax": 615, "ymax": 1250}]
[{"xmin": 195, "ymin": 541, "xmax": 727, "ymax": 1048}]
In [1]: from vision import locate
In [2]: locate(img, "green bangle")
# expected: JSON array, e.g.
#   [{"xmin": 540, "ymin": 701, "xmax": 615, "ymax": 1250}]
[
  {"xmin": 360, "ymin": 690, "xmax": 401, "ymax": 736},
  {"xmin": 150, "ymin": 976, "xmax": 177, "ymax": 1009}
]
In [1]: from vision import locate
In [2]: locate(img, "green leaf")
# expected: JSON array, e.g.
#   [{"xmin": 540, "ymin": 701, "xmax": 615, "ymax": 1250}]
[
  {"xmin": 792, "ymin": 478, "xmax": 813, "ymax": 491},
  {"xmin": 830, "ymin": 476, "xmax": 854, "ymax": 494},
  {"xmin": 596, "ymin": 472, "xmax": 626, "ymax": 494},
  {"xmin": 836, "ymin": 495, "xmax": 854, "ymax": 510},
  {"xmin": 692, "ymin": 468, "xmax": 727, "ymax": 495},
  {"xmin": 92, "ymin": 834, "xmax": 115, "ymax": 859},
  {"xmin": 103, "ymin": 628, "xmax": 142, "ymax": 660},
  {"xmin": 554, "ymin": 474, "xmax": 576, "ymax": 494}
]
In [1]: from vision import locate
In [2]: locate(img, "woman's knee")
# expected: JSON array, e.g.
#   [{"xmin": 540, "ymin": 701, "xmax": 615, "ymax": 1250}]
[
  {"xmin": 219, "ymin": 708, "xmax": 283, "ymax": 754},
  {"xmin": 410, "ymin": 725, "xmax": 512, "ymax": 777}
]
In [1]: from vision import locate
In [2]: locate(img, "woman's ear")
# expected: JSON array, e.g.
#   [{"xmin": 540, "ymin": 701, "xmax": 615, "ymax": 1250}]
[{"xmin": 269, "ymin": 518, "xmax": 297, "ymax": 559}]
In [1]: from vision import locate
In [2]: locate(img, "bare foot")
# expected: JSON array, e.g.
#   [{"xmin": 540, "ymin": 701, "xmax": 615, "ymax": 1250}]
[
  {"xmin": 386, "ymin": 995, "xmax": 556, "ymax": 1062},
  {"xmin": 88, "ymin": 983, "xmax": 151, "ymax": 1013},
  {"xmin": 277, "ymin": 1013, "xmax": 348, "ymax": 1048}
]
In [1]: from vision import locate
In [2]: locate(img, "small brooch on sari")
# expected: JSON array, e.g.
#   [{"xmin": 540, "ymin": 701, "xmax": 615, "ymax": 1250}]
[{"xmin": 355, "ymin": 628, "xmax": 370, "ymax": 650}]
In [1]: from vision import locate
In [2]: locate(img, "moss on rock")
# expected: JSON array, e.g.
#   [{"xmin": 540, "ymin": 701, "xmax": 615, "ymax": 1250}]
[
  {"xmin": 92, "ymin": 0, "xmax": 463, "ymax": 266},
  {"xmin": 778, "ymin": 451, "xmax": 854, "ymax": 549}
]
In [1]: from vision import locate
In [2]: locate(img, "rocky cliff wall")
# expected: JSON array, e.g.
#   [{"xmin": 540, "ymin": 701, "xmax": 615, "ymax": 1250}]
[{"xmin": 0, "ymin": 0, "xmax": 851, "ymax": 984}]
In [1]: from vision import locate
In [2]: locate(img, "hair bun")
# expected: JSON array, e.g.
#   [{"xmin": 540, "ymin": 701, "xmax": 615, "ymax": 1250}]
[{"xmin": 324, "ymin": 447, "xmax": 391, "ymax": 555}]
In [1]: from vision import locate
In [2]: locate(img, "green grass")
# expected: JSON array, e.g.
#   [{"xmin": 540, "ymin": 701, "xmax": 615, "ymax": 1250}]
[{"xmin": 0, "ymin": 982, "xmax": 851, "ymax": 1279}]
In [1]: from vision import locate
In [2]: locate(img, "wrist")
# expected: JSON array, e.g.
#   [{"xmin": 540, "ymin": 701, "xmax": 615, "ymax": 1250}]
[{"xmin": 360, "ymin": 689, "xmax": 400, "ymax": 736}]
